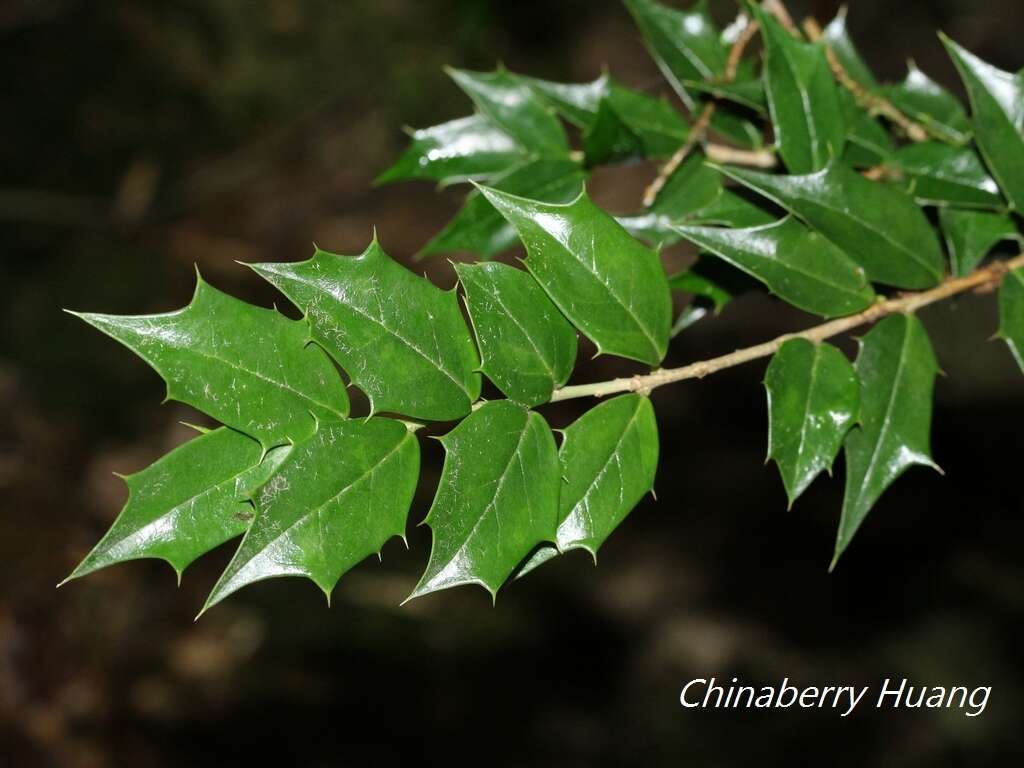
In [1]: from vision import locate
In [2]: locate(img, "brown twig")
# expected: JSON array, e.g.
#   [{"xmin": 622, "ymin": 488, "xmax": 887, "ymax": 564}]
[
  {"xmin": 802, "ymin": 17, "xmax": 929, "ymax": 142},
  {"xmin": 550, "ymin": 254, "xmax": 1024, "ymax": 402},
  {"xmin": 704, "ymin": 143, "xmax": 777, "ymax": 168},
  {"xmin": 642, "ymin": 18, "xmax": 761, "ymax": 207}
]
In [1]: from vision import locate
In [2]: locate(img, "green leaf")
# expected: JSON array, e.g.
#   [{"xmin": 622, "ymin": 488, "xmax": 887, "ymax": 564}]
[
  {"xmin": 604, "ymin": 82, "xmax": 689, "ymax": 157},
  {"xmin": 942, "ymin": 35, "xmax": 1024, "ymax": 212},
  {"xmin": 519, "ymin": 394, "xmax": 659, "ymax": 575},
  {"xmin": 820, "ymin": 7, "xmax": 878, "ymax": 90},
  {"xmin": 71, "ymin": 277, "xmax": 349, "ymax": 449},
  {"xmin": 63, "ymin": 428, "xmax": 289, "ymax": 583},
  {"xmin": 447, "ymin": 67, "xmax": 569, "ymax": 156},
  {"xmin": 408, "ymin": 401, "xmax": 559, "ymax": 600},
  {"xmin": 376, "ymin": 114, "xmax": 528, "ymax": 186},
  {"xmin": 582, "ymin": 97, "xmax": 646, "ymax": 166},
  {"xmin": 834, "ymin": 314, "xmax": 940, "ymax": 567},
  {"xmin": 203, "ymin": 418, "xmax": 419, "ymax": 610},
  {"xmin": 518, "ymin": 73, "xmax": 610, "ymax": 127},
  {"xmin": 668, "ymin": 255, "xmax": 761, "ymax": 335},
  {"xmin": 889, "ymin": 142, "xmax": 1004, "ymax": 209},
  {"xmin": 999, "ymin": 267, "xmax": 1024, "ymax": 373},
  {"xmin": 939, "ymin": 208, "xmax": 1020, "ymax": 276},
  {"xmin": 618, "ymin": 155, "xmax": 773, "ymax": 246},
  {"xmin": 623, "ymin": 0, "xmax": 727, "ymax": 109},
  {"xmin": 765, "ymin": 339, "xmax": 859, "ymax": 507},
  {"xmin": 839, "ymin": 90, "xmax": 895, "ymax": 168},
  {"xmin": 720, "ymin": 163, "xmax": 945, "ymax": 289},
  {"xmin": 883, "ymin": 61, "xmax": 972, "ymax": 145},
  {"xmin": 456, "ymin": 262, "xmax": 578, "ymax": 407},
  {"xmin": 709, "ymin": 106, "xmax": 765, "ymax": 149},
  {"xmin": 684, "ymin": 77, "xmax": 767, "ymax": 113},
  {"xmin": 752, "ymin": 5, "xmax": 845, "ymax": 174},
  {"xmin": 675, "ymin": 217, "xmax": 875, "ymax": 317},
  {"xmin": 420, "ymin": 158, "xmax": 586, "ymax": 258},
  {"xmin": 479, "ymin": 186, "xmax": 672, "ymax": 365},
  {"xmin": 251, "ymin": 241, "xmax": 481, "ymax": 422}
]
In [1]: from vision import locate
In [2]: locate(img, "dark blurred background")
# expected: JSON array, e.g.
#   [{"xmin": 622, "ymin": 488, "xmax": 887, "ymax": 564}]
[{"xmin": 3, "ymin": 1, "xmax": 1023, "ymax": 765}]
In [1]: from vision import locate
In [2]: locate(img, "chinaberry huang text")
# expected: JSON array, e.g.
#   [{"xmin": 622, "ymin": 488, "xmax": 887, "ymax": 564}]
[{"xmin": 679, "ymin": 678, "xmax": 990, "ymax": 717}]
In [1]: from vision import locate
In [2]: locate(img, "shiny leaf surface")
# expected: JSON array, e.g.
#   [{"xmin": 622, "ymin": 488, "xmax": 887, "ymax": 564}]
[
  {"xmin": 939, "ymin": 208, "xmax": 1020, "ymax": 276},
  {"xmin": 456, "ymin": 262, "xmax": 578, "ymax": 407},
  {"xmin": 479, "ymin": 186, "xmax": 672, "ymax": 365},
  {"xmin": 421, "ymin": 158, "xmax": 586, "ymax": 258},
  {"xmin": 765, "ymin": 339, "xmax": 859, "ymax": 507},
  {"xmin": 942, "ymin": 36, "xmax": 1024, "ymax": 211},
  {"xmin": 409, "ymin": 401, "xmax": 559, "ymax": 600},
  {"xmin": 519, "ymin": 394, "xmax": 659, "ymax": 575},
  {"xmin": 251, "ymin": 242, "xmax": 481, "ymax": 421},
  {"xmin": 376, "ymin": 114, "xmax": 528, "ymax": 186},
  {"xmin": 71, "ymin": 278, "xmax": 349, "ymax": 449},
  {"xmin": 890, "ymin": 142, "xmax": 1004, "ymax": 208},
  {"xmin": 839, "ymin": 90, "xmax": 894, "ymax": 168},
  {"xmin": 753, "ymin": 5, "xmax": 845, "ymax": 174},
  {"xmin": 999, "ymin": 267, "xmax": 1024, "ymax": 373},
  {"xmin": 447, "ymin": 67, "xmax": 569, "ymax": 156},
  {"xmin": 820, "ymin": 7, "xmax": 878, "ymax": 90},
  {"xmin": 720, "ymin": 163, "xmax": 945, "ymax": 289},
  {"xmin": 884, "ymin": 62, "xmax": 972, "ymax": 145},
  {"xmin": 675, "ymin": 217, "xmax": 875, "ymax": 317},
  {"xmin": 64, "ymin": 428, "xmax": 289, "ymax": 583},
  {"xmin": 623, "ymin": 0, "xmax": 726, "ymax": 109},
  {"xmin": 204, "ymin": 418, "xmax": 419, "ymax": 610},
  {"xmin": 835, "ymin": 314, "xmax": 940, "ymax": 566}
]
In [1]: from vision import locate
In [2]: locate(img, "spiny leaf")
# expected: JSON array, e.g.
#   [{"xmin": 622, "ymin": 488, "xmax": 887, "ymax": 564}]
[
  {"xmin": 765, "ymin": 339, "xmax": 859, "ymax": 507},
  {"xmin": 518, "ymin": 394, "xmax": 659, "ymax": 576},
  {"xmin": 456, "ymin": 262, "xmax": 578, "ymax": 407},
  {"xmin": 942, "ymin": 35, "xmax": 1024, "ymax": 212},
  {"xmin": 839, "ymin": 90, "xmax": 894, "ymax": 168},
  {"xmin": 71, "ymin": 277, "xmax": 349, "ymax": 449},
  {"xmin": 518, "ymin": 73, "xmax": 611, "ymax": 127},
  {"xmin": 999, "ymin": 267, "xmax": 1024, "ymax": 373},
  {"xmin": 752, "ymin": 4, "xmax": 845, "ymax": 174},
  {"xmin": 883, "ymin": 61, "xmax": 972, "ymax": 145},
  {"xmin": 203, "ymin": 418, "xmax": 419, "ymax": 611},
  {"xmin": 889, "ymin": 142, "xmax": 1004, "ymax": 209},
  {"xmin": 420, "ymin": 158, "xmax": 586, "ymax": 259},
  {"xmin": 479, "ymin": 185, "xmax": 672, "ymax": 366},
  {"xmin": 251, "ymin": 241, "xmax": 481, "ymax": 422},
  {"xmin": 820, "ymin": 7, "xmax": 878, "ymax": 90},
  {"xmin": 834, "ymin": 314, "xmax": 940, "ymax": 567},
  {"xmin": 376, "ymin": 114, "xmax": 528, "ymax": 186},
  {"xmin": 684, "ymin": 77, "xmax": 767, "ymax": 113},
  {"xmin": 675, "ymin": 217, "xmax": 875, "ymax": 317},
  {"xmin": 939, "ymin": 208, "xmax": 1020, "ymax": 276},
  {"xmin": 618, "ymin": 154, "xmax": 773, "ymax": 246},
  {"xmin": 408, "ymin": 401, "xmax": 559, "ymax": 601},
  {"xmin": 622, "ymin": 0, "xmax": 727, "ymax": 110},
  {"xmin": 720, "ymin": 163, "xmax": 945, "ymax": 289},
  {"xmin": 597, "ymin": 82, "xmax": 689, "ymax": 158},
  {"xmin": 64, "ymin": 428, "xmax": 290, "ymax": 584},
  {"xmin": 582, "ymin": 97, "xmax": 646, "ymax": 166},
  {"xmin": 447, "ymin": 67, "xmax": 569, "ymax": 156}
]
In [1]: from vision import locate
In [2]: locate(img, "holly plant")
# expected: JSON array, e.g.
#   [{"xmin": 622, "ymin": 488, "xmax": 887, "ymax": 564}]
[{"xmin": 64, "ymin": 0, "xmax": 1024, "ymax": 613}]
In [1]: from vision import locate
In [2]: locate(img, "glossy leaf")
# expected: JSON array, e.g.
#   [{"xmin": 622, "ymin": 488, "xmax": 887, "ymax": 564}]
[
  {"xmin": 884, "ymin": 62, "xmax": 971, "ymax": 145},
  {"xmin": 603, "ymin": 82, "xmax": 689, "ymax": 157},
  {"xmin": 456, "ymin": 262, "xmax": 578, "ymax": 407},
  {"xmin": 765, "ymin": 339, "xmax": 859, "ymax": 507},
  {"xmin": 251, "ymin": 242, "xmax": 481, "ymax": 422},
  {"xmin": 942, "ymin": 36, "xmax": 1024, "ymax": 211},
  {"xmin": 999, "ymin": 267, "xmax": 1024, "ymax": 373},
  {"xmin": 753, "ymin": 5, "xmax": 845, "ymax": 174},
  {"xmin": 519, "ymin": 73, "xmax": 609, "ymax": 127},
  {"xmin": 623, "ymin": 0, "xmax": 727, "ymax": 109},
  {"xmin": 821, "ymin": 7, "xmax": 878, "ymax": 90},
  {"xmin": 63, "ymin": 428, "xmax": 288, "ymax": 583},
  {"xmin": 447, "ymin": 67, "xmax": 569, "ymax": 156},
  {"xmin": 890, "ymin": 142, "xmax": 1004, "ymax": 209},
  {"xmin": 684, "ymin": 77, "xmax": 767, "ymax": 113},
  {"xmin": 519, "ymin": 394, "xmax": 659, "ymax": 575},
  {"xmin": 720, "ymin": 163, "xmax": 945, "ymax": 289},
  {"xmin": 479, "ymin": 186, "xmax": 672, "ymax": 365},
  {"xmin": 582, "ymin": 98, "xmax": 646, "ymax": 166},
  {"xmin": 839, "ymin": 90, "xmax": 894, "ymax": 168},
  {"xmin": 939, "ymin": 208, "xmax": 1020, "ymax": 276},
  {"xmin": 668, "ymin": 256, "xmax": 761, "ymax": 335},
  {"xmin": 619, "ymin": 155, "xmax": 773, "ymax": 246},
  {"xmin": 71, "ymin": 277, "xmax": 349, "ymax": 449},
  {"xmin": 675, "ymin": 218, "xmax": 874, "ymax": 317},
  {"xmin": 835, "ymin": 314, "xmax": 940, "ymax": 566},
  {"xmin": 709, "ymin": 106, "xmax": 765, "ymax": 149},
  {"xmin": 421, "ymin": 158, "xmax": 585, "ymax": 258},
  {"xmin": 409, "ymin": 401, "xmax": 559, "ymax": 600},
  {"xmin": 376, "ymin": 114, "xmax": 528, "ymax": 186},
  {"xmin": 204, "ymin": 418, "xmax": 420, "ymax": 610}
]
